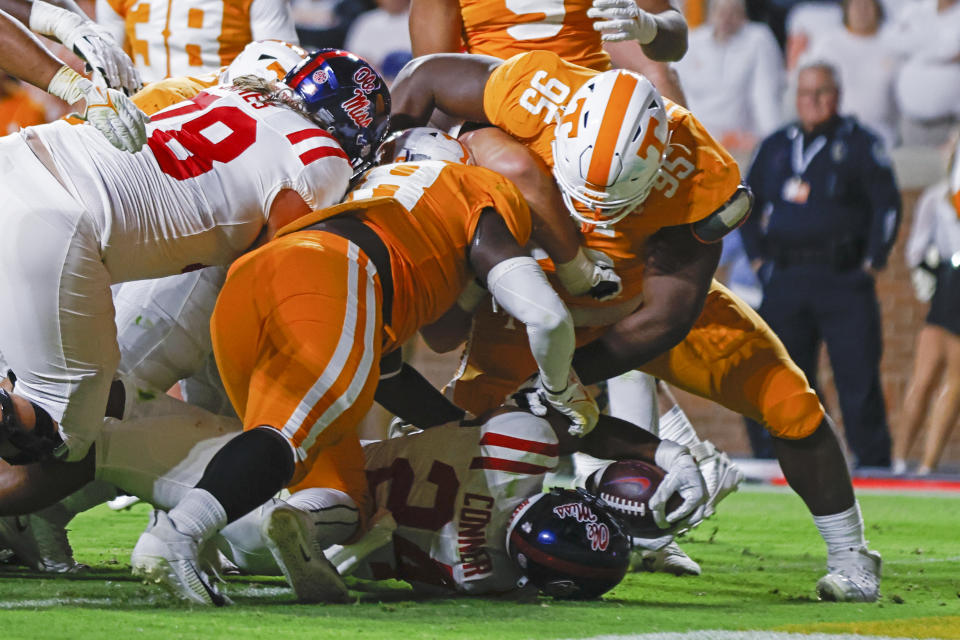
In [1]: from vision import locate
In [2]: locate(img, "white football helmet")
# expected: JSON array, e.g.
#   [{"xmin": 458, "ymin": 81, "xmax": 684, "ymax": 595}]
[
  {"xmin": 551, "ymin": 70, "xmax": 668, "ymax": 228},
  {"xmin": 220, "ymin": 40, "xmax": 309, "ymax": 84},
  {"xmin": 375, "ymin": 127, "xmax": 473, "ymax": 166}
]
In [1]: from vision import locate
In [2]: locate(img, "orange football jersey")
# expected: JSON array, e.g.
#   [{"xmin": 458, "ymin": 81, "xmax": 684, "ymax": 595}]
[
  {"xmin": 278, "ymin": 161, "xmax": 532, "ymax": 350},
  {"xmin": 460, "ymin": 0, "xmax": 610, "ymax": 70},
  {"xmin": 482, "ymin": 50, "xmax": 741, "ymax": 309}
]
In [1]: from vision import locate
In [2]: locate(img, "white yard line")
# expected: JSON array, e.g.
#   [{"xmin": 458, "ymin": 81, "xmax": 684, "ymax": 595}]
[{"xmin": 566, "ymin": 633, "xmax": 949, "ymax": 640}]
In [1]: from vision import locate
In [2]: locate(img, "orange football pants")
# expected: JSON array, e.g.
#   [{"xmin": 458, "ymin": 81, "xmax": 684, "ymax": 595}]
[
  {"xmin": 211, "ymin": 231, "xmax": 384, "ymax": 519},
  {"xmin": 452, "ymin": 280, "xmax": 824, "ymax": 439}
]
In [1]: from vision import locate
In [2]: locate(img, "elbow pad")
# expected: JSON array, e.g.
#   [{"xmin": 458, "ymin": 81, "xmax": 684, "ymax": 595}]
[
  {"xmin": 487, "ymin": 256, "xmax": 574, "ymax": 392},
  {"xmin": 691, "ymin": 184, "xmax": 753, "ymax": 244}
]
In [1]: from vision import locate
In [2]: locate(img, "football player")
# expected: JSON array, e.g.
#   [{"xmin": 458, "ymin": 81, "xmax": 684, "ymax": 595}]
[
  {"xmin": 388, "ymin": 52, "xmax": 883, "ymax": 603},
  {"xmin": 0, "ymin": 49, "xmax": 389, "ymax": 469},
  {"xmin": 409, "ymin": 0, "xmax": 687, "ymax": 102},
  {"xmin": 124, "ymin": 124, "xmax": 606, "ymax": 605},
  {"xmin": 405, "ymin": 0, "xmax": 725, "ymax": 576},
  {"xmin": 0, "ymin": 0, "xmax": 141, "ymax": 94},
  {"xmin": 95, "ymin": 0, "xmax": 298, "ymax": 84}
]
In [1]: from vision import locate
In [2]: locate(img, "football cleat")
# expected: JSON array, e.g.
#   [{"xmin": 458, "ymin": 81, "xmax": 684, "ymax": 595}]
[
  {"xmin": 691, "ymin": 440, "xmax": 744, "ymax": 518},
  {"xmin": 0, "ymin": 514, "xmax": 87, "ymax": 573},
  {"xmin": 816, "ymin": 546, "xmax": 882, "ymax": 603},
  {"xmin": 632, "ymin": 541, "xmax": 701, "ymax": 576},
  {"xmin": 131, "ymin": 510, "xmax": 231, "ymax": 606},
  {"xmin": 261, "ymin": 503, "xmax": 350, "ymax": 603}
]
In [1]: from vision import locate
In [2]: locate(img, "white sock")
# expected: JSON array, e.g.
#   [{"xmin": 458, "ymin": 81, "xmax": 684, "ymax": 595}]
[
  {"xmin": 168, "ymin": 488, "xmax": 227, "ymax": 542},
  {"xmin": 658, "ymin": 405, "xmax": 700, "ymax": 450},
  {"xmin": 812, "ymin": 503, "xmax": 866, "ymax": 557},
  {"xmin": 285, "ymin": 488, "xmax": 359, "ymax": 547}
]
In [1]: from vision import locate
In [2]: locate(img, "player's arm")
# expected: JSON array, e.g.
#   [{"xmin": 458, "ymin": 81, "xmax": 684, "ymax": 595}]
[
  {"xmin": 2, "ymin": 0, "xmax": 141, "ymax": 94},
  {"xmin": 1, "ymin": 8, "xmax": 146, "ymax": 152},
  {"xmin": 470, "ymin": 209, "xmax": 598, "ymax": 435},
  {"xmin": 589, "ymin": 0, "xmax": 687, "ymax": 62},
  {"xmin": 374, "ymin": 356, "xmax": 467, "ymax": 428},
  {"xmin": 389, "ymin": 53, "xmax": 501, "ymax": 129},
  {"xmin": 572, "ymin": 225, "xmax": 721, "ymax": 385},
  {"xmin": 409, "ymin": 0, "xmax": 462, "ymax": 57}
]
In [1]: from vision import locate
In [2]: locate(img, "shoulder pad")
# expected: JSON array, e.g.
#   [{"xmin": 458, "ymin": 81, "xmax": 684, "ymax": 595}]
[{"xmin": 690, "ymin": 184, "xmax": 754, "ymax": 244}]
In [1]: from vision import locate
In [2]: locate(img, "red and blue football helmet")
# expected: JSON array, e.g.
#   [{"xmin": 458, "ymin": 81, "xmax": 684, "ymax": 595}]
[
  {"xmin": 284, "ymin": 48, "xmax": 391, "ymax": 176},
  {"xmin": 506, "ymin": 487, "xmax": 631, "ymax": 599}
]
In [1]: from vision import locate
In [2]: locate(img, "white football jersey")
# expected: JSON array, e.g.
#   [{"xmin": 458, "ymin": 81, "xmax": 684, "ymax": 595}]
[
  {"xmin": 33, "ymin": 85, "xmax": 352, "ymax": 283},
  {"xmin": 355, "ymin": 411, "xmax": 559, "ymax": 594}
]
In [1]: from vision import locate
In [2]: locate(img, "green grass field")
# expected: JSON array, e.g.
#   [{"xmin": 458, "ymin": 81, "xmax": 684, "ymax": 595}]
[{"xmin": 1, "ymin": 487, "xmax": 957, "ymax": 639}]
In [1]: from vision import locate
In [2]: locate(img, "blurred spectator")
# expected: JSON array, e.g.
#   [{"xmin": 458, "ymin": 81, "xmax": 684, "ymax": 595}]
[
  {"xmin": 741, "ymin": 61, "xmax": 901, "ymax": 467},
  {"xmin": 96, "ymin": 0, "xmax": 299, "ymax": 83},
  {"xmin": 675, "ymin": 0, "xmax": 784, "ymax": 153},
  {"xmin": 784, "ymin": 0, "xmax": 841, "ymax": 68},
  {"xmin": 893, "ymin": 176, "xmax": 960, "ymax": 475},
  {"xmin": 343, "ymin": 0, "xmax": 410, "ymax": 82},
  {"xmin": 0, "ymin": 73, "xmax": 45, "ymax": 133},
  {"xmin": 293, "ymin": 0, "xmax": 374, "ymax": 49},
  {"xmin": 886, "ymin": 0, "xmax": 960, "ymax": 146},
  {"xmin": 802, "ymin": 0, "xmax": 899, "ymax": 147}
]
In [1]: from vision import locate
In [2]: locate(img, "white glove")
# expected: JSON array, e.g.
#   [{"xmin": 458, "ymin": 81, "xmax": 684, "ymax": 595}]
[
  {"xmin": 910, "ymin": 267, "xmax": 937, "ymax": 303},
  {"xmin": 537, "ymin": 370, "xmax": 599, "ymax": 436},
  {"xmin": 30, "ymin": 0, "xmax": 142, "ymax": 95},
  {"xmin": 650, "ymin": 439, "xmax": 707, "ymax": 529},
  {"xmin": 554, "ymin": 247, "xmax": 623, "ymax": 301},
  {"xmin": 587, "ymin": 0, "xmax": 659, "ymax": 44},
  {"xmin": 47, "ymin": 66, "xmax": 149, "ymax": 153}
]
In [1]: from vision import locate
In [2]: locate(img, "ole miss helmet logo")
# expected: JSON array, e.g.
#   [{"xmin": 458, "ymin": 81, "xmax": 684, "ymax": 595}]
[{"xmin": 339, "ymin": 66, "xmax": 379, "ymax": 129}]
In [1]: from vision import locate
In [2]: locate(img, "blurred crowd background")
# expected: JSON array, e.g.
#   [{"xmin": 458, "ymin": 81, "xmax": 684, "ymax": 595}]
[{"xmin": 4, "ymin": 0, "xmax": 959, "ymax": 471}]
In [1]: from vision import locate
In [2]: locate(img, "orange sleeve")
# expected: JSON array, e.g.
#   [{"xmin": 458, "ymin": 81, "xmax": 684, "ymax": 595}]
[{"xmin": 456, "ymin": 164, "xmax": 532, "ymax": 247}]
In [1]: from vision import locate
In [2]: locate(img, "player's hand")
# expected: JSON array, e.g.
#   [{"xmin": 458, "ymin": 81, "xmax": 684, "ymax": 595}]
[
  {"xmin": 48, "ymin": 66, "xmax": 149, "ymax": 152},
  {"xmin": 538, "ymin": 370, "xmax": 599, "ymax": 437},
  {"xmin": 583, "ymin": 248, "xmax": 622, "ymax": 301},
  {"xmin": 30, "ymin": 1, "xmax": 142, "ymax": 94},
  {"xmin": 555, "ymin": 247, "xmax": 622, "ymax": 300},
  {"xmin": 650, "ymin": 439, "xmax": 707, "ymax": 530},
  {"xmin": 587, "ymin": 0, "xmax": 659, "ymax": 44}
]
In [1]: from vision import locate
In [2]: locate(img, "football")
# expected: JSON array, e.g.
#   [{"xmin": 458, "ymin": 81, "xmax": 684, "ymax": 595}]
[{"xmin": 589, "ymin": 460, "xmax": 683, "ymax": 538}]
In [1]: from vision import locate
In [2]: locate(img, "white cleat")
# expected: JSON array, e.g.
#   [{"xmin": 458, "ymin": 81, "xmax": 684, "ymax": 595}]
[
  {"xmin": 816, "ymin": 546, "xmax": 882, "ymax": 602},
  {"xmin": 131, "ymin": 510, "xmax": 231, "ymax": 606},
  {"xmin": 261, "ymin": 503, "xmax": 350, "ymax": 603},
  {"xmin": 692, "ymin": 440, "xmax": 744, "ymax": 518},
  {"xmin": 0, "ymin": 515, "xmax": 87, "ymax": 573},
  {"xmin": 632, "ymin": 541, "xmax": 701, "ymax": 576}
]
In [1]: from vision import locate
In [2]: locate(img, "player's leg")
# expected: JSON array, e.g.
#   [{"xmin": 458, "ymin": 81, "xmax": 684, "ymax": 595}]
[
  {"xmin": 816, "ymin": 273, "xmax": 891, "ymax": 467},
  {"xmin": 0, "ymin": 137, "xmax": 119, "ymax": 462},
  {"xmin": 131, "ymin": 235, "xmax": 383, "ymax": 605},
  {"xmin": 642, "ymin": 283, "xmax": 880, "ymax": 601},
  {"xmin": 893, "ymin": 325, "xmax": 945, "ymax": 473},
  {"xmin": 918, "ymin": 331, "xmax": 960, "ymax": 473}
]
